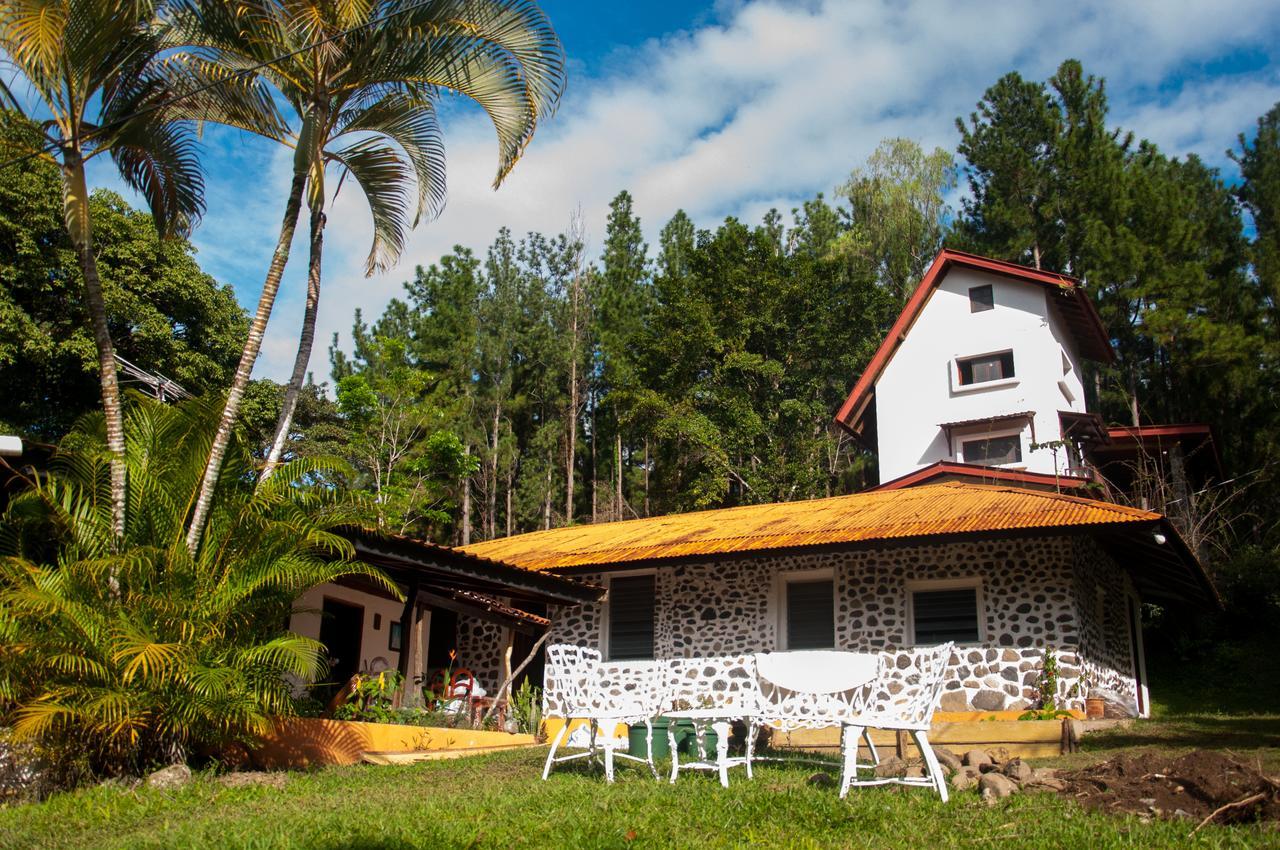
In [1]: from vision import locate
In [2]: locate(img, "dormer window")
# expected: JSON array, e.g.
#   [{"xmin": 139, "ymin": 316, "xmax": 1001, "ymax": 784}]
[
  {"xmin": 957, "ymin": 351, "xmax": 1014, "ymax": 386},
  {"xmin": 969, "ymin": 284, "xmax": 994, "ymax": 312}
]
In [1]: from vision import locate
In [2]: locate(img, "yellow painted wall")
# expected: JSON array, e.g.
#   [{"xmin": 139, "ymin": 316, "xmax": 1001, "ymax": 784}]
[{"xmin": 254, "ymin": 717, "xmax": 536, "ymax": 768}]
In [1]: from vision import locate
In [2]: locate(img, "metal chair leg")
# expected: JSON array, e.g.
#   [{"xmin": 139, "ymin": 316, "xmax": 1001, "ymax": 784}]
[
  {"xmin": 839, "ymin": 724, "xmax": 864, "ymax": 799},
  {"xmin": 542, "ymin": 722, "xmax": 569, "ymax": 780},
  {"xmin": 912, "ymin": 729, "xmax": 949, "ymax": 803},
  {"xmin": 667, "ymin": 722, "xmax": 680, "ymax": 784}
]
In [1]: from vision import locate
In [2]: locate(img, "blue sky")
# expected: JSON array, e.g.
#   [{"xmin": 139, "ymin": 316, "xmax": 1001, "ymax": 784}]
[{"xmin": 80, "ymin": 1, "xmax": 1280, "ymax": 383}]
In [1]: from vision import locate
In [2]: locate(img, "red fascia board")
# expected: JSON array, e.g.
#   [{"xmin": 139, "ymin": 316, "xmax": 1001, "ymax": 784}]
[
  {"xmin": 873, "ymin": 461, "xmax": 1092, "ymax": 492},
  {"xmin": 834, "ymin": 250, "xmax": 1114, "ymax": 434},
  {"xmin": 1106, "ymin": 424, "xmax": 1213, "ymax": 440}
]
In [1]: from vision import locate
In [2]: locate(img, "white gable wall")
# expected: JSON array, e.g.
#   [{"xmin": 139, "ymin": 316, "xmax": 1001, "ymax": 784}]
[{"xmin": 874, "ymin": 267, "xmax": 1088, "ymax": 484}]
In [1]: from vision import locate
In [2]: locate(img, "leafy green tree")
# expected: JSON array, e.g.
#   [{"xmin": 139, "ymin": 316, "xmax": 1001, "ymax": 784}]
[
  {"xmin": 0, "ymin": 114, "xmax": 246, "ymax": 440},
  {"xmin": 184, "ymin": 0, "xmax": 567, "ymax": 555},
  {"xmin": 0, "ymin": 396, "xmax": 390, "ymax": 776},
  {"xmin": 593, "ymin": 190, "xmax": 651, "ymax": 519},
  {"xmin": 1233, "ymin": 102, "xmax": 1280, "ymax": 332},
  {"xmin": 0, "ymin": 0, "xmax": 280, "ymax": 539},
  {"xmin": 838, "ymin": 137, "xmax": 955, "ymax": 301}
]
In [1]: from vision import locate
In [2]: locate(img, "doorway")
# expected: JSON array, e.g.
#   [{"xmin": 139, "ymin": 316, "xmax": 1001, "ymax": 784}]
[
  {"xmin": 319, "ymin": 597, "xmax": 364, "ymax": 699},
  {"xmin": 511, "ymin": 603, "xmax": 549, "ymax": 692}
]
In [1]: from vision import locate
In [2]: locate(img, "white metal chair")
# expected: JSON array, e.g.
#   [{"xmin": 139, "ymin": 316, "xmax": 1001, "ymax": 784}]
[
  {"xmin": 750, "ymin": 650, "xmax": 881, "ymax": 775},
  {"xmin": 664, "ymin": 654, "xmax": 761, "ymax": 788},
  {"xmin": 540, "ymin": 644, "xmax": 661, "ymax": 782},
  {"xmin": 839, "ymin": 642, "xmax": 956, "ymax": 801}
]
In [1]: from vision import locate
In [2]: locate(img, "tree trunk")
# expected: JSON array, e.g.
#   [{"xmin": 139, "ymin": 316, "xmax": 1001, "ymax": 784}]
[
  {"xmin": 505, "ymin": 464, "xmax": 513, "ymax": 538},
  {"xmin": 62, "ymin": 153, "xmax": 126, "ymax": 543},
  {"xmin": 590, "ymin": 394, "xmax": 597, "ymax": 523},
  {"xmin": 488, "ymin": 399, "xmax": 501, "ymax": 539},
  {"xmin": 260, "ymin": 204, "xmax": 326, "ymax": 481},
  {"xmin": 615, "ymin": 431, "xmax": 623, "ymax": 521},
  {"xmin": 644, "ymin": 438, "xmax": 650, "ymax": 517},
  {"xmin": 187, "ymin": 166, "xmax": 308, "ymax": 555},
  {"xmin": 461, "ymin": 443, "xmax": 472, "ymax": 545},
  {"xmin": 543, "ymin": 454, "xmax": 552, "ymax": 530},
  {"xmin": 566, "ymin": 355, "xmax": 577, "ymax": 524}
]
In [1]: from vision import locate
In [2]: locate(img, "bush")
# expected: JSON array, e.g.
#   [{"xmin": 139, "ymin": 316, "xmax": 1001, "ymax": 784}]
[{"xmin": 0, "ymin": 397, "xmax": 395, "ymax": 781}]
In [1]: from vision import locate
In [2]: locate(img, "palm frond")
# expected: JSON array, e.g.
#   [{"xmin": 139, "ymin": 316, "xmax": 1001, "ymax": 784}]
[{"xmin": 326, "ymin": 137, "xmax": 412, "ymax": 274}]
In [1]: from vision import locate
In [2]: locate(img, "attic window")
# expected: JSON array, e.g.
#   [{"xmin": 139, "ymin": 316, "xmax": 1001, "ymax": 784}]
[
  {"xmin": 969, "ymin": 285, "xmax": 994, "ymax": 312},
  {"xmin": 957, "ymin": 351, "xmax": 1015, "ymax": 386}
]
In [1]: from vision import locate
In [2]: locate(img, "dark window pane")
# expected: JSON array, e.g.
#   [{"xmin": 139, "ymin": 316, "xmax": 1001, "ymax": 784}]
[
  {"xmin": 962, "ymin": 434, "xmax": 1022, "ymax": 465},
  {"xmin": 608, "ymin": 574, "xmax": 655, "ymax": 660},
  {"xmin": 958, "ymin": 351, "xmax": 1015, "ymax": 385},
  {"xmin": 913, "ymin": 588, "xmax": 980, "ymax": 644},
  {"xmin": 787, "ymin": 579, "xmax": 834, "ymax": 649},
  {"xmin": 969, "ymin": 284, "xmax": 994, "ymax": 312}
]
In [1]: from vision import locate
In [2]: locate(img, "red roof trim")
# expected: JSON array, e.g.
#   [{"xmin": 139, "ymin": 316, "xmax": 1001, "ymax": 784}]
[
  {"xmin": 873, "ymin": 461, "xmax": 1093, "ymax": 492},
  {"xmin": 1106, "ymin": 424, "xmax": 1213, "ymax": 440},
  {"xmin": 834, "ymin": 249, "xmax": 1115, "ymax": 434}
]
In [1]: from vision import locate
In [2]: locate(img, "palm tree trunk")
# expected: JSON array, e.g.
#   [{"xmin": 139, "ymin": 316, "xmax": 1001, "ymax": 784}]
[
  {"xmin": 62, "ymin": 153, "xmax": 126, "ymax": 543},
  {"xmin": 186, "ymin": 167, "xmax": 307, "ymax": 555},
  {"xmin": 260, "ymin": 203, "xmax": 326, "ymax": 481}
]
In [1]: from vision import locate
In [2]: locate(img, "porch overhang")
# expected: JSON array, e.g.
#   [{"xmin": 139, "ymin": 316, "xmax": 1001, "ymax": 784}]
[{"xmin": 339, "ymin": 526, "xmax": 603, "ymax": 609}]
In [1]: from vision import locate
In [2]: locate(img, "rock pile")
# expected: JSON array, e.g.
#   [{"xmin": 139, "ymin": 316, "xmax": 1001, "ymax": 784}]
[{"xmin": 934, "ymin": 748, "xmax": 1065, "ymax": 803}]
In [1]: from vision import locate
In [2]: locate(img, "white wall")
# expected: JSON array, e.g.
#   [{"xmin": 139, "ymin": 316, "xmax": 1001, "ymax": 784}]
[
  {"xmin": 874, "ymin": 267, "xmax": 1088, "ymax": 483},
  {"xmin": 291, "ymin": 582, "xmax": 409, "ymax": 676}
]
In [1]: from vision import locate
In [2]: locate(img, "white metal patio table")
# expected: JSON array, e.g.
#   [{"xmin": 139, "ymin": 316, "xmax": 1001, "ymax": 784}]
[{"xmin": 663, "ymin": 708, "xmax": 756, "ymax": 788}]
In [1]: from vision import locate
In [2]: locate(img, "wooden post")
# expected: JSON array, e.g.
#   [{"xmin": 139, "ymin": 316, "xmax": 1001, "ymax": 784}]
[
  {"xmin": 394, "ymin": 578, "xmax": 420, "ymax": 706},
  {"xmin": 896, "ymin": 729, "xmax": 909, "ymax": 759}
]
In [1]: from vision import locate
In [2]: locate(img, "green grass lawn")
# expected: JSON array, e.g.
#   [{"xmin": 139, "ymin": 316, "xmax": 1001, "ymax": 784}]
[{"xmin": 2, "ymin": 715, "xmax": 1279, "ymax": 849}]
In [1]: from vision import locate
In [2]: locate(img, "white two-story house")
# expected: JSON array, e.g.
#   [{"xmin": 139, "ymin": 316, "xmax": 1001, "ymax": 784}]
[{"xmin": 834, "ymin": 249, "xmax": 1114, "ymax": 487}]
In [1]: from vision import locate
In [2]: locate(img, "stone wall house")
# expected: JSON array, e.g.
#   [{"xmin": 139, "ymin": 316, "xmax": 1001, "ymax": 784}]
[{"xmin": 458, "ymin": 482, "xmax": 1216, "ymax": 718}]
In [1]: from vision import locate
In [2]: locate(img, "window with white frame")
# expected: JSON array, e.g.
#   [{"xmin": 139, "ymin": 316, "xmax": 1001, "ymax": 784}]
[
  {"xmin": 956, "ymin": 350, "xmax": 1015, "ymax": 386},
  {"xmin": 605, "ymin": 573, "xmax": 655, "ymax": 660},
  {"xmin": 779, "ymin": 571, "xmax": 835, "ymax": 650},
  {"xmin": 908, "ymin": 579, "xmax": 983, "ymax": 645},
  {"xmin": 959, "ymin": 432, "xmax": 1023, "ymax": 465}
]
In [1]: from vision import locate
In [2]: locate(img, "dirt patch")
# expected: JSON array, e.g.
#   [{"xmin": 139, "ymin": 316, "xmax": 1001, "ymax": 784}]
[{"xmin": 1058, "ymin": 750, "xmax": 1280, "ymax": 828}]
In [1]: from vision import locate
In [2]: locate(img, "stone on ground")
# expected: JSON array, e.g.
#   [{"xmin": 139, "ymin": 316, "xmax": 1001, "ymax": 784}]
[
  {"xmin": 873, "ymin": 756, "xmax": 906, "ymax": 778},
  {"xmin": 1003, "ymin": 758, "xmax": 1033, "ymax": 784},
  {"xmin": 979, "ymin": 772, "xmax": 1017, "ymax": 803},
  {"xmin": 146, "ymin": 764, "xmax": 191, "ymax": 791},
  {"xmin": 806, "ymin": 771, "xmax": 836, "ymax": 788},
  {"xmin": 933, "ymin": 748, "xmax": 962, "ymax": 773},
  {"xmin": 962, "ymin": 749, "xmax": 991, "ymax": 768},
  {"xmin": 951, "ymin": 771, "xmax": 979, "ymax": 791}
]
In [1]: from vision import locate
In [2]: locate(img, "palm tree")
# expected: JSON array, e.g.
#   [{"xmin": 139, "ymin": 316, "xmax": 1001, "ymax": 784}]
[
  {"xmin": 0, "ymin": 0, "xmax": 282, "ymax": 543},
  {"xmin": 0, "ymin": 396, "xmax": 395, "ymax": 774},
  {"xmin": 182, "ymin": 0, "xmax": 566, "ymax": 553}
]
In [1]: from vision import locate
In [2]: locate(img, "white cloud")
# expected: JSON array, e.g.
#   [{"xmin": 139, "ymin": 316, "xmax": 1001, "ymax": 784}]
[{"xmin": 175, "ymin": 0, "xmax": 1280, "ymax": 383}]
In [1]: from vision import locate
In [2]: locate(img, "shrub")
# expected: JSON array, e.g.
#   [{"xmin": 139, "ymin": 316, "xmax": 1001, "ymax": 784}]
[{"xmin": 0, "ymin": 396, "xmax": 396, "ymax": 780}]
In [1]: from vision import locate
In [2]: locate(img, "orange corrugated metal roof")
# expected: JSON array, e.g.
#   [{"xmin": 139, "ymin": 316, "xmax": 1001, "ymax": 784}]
[{"xmin": 458, "ymin": 482, "xmax": 1159, "ymax": 571}]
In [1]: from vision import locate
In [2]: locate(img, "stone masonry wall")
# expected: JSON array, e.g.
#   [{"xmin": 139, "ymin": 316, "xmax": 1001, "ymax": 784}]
[
  {"xmin": 1072, "ymin": 535, "xmax": 1140, "ymax": 711},
  {"xmin": 473, "ymin": 535, "xmax": 1140, "ymax": 713}
]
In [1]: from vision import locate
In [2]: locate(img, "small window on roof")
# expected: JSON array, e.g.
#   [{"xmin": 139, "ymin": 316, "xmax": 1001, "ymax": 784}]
[
  {"xmin": 957, "ymin": 351, "xmax": 1015, "ymax": 385},
  {"xmin": 969, "ymin": 284, "xmax": 994, "ymax": 312}
]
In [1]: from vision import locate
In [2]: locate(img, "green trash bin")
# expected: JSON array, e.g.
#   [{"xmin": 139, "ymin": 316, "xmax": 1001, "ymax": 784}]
[
  {"xmin": 627, "ymin": 717, "xmax": 671, "ymax": 758},
  {"xmin": 627, "ymin": 718, "xmax": 719, "ymax": 759}
]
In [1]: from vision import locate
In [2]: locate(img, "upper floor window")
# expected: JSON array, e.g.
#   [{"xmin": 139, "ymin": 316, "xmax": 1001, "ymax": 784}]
[
  {"xmin": 957, "ymin": 351, "xmax": 1015, "ymax": 386},
  {"xmin": 969, "ymin": 284, "xmax": 994, "ymax": 312},
  {"xmin": 960, "ymin": 433, "xmax": 1023, "ymax": 465}
]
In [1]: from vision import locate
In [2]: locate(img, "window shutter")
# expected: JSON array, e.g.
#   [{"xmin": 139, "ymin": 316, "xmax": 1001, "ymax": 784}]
[
  {"xmin": 607, "ymin": 574, "xmax": 655, "ymax": 660},
  {"xmin": 913, "ymin": 588, "xmax": 980, "ymax": 644},
  {"xmin": 786, "ymin": 580, "xmax": 834, "ymax": 649}
]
